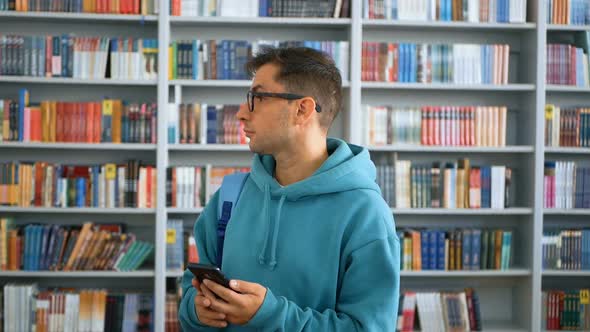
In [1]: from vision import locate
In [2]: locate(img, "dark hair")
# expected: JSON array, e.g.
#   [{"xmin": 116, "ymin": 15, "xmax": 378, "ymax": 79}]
[{"xmin": 246, "ymin": 46, "xmax": 343, "ymax": 129}]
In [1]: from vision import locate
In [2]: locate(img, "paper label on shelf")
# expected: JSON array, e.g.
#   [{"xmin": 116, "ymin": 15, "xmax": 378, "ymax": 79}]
[{"xmin": 166, "ymin": 229, "xmax": 176, "ymax": 244}]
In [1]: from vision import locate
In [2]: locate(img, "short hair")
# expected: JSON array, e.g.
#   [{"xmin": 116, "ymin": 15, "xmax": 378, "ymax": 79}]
[{"xmin": 246, "ymin": 46, "xmax": 343, "ymax": 129}]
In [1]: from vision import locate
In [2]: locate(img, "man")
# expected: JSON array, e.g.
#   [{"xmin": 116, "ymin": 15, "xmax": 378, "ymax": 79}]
[{"xmin": 179, "ymin": 46, "xmax": 400, "ymax": 331}]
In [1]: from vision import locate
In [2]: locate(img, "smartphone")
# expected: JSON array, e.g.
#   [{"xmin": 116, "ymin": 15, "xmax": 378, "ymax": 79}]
[{"xmin": 187, "ymin": 263, "xmax": 232, "ymax": 289}]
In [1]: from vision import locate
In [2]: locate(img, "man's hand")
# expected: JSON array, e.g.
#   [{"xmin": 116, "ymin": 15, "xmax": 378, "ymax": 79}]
[
  {"xmin": 201, "ymin": 278, "xmax": 267, "ymax": 326},
  {"xmin": 192, "ymin": 278, "xmax": 228, "ymax": 328}
]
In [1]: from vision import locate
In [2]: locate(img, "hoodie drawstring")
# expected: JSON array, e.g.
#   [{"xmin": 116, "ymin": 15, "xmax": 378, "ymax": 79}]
[{"xmin": 257, "ymin": 184, "xmax": 285, "ymax": 270}]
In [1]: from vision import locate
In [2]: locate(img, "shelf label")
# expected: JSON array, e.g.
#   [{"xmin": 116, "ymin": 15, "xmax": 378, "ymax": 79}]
[{"xmin": 166, "ymin": 229, "xmax": 176, "ymax": 244}]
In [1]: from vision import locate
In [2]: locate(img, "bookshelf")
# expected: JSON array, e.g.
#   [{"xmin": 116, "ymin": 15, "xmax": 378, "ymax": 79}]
[{"xmin": 1, "ymin": 0, "xmax": 589, "ymax": 331}]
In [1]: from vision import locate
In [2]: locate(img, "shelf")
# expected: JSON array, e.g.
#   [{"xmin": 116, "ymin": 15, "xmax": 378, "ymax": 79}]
[
  {"xmin": 0, "ymin": 270, "xmax": 155, "ymax": 277},
  {"xmin": 171, "ymin": 79, "xmax": 351, "ymax": 88},
  {"xmin": 0, "ymin": 11, "xmax": 158, "ymax": 22},
  {"xmin": 166, "ymin": 270, "xmax": 185, "ymax": 278},
  {"xmin": 482, "ymin": 322, "xmax": 527, "ymax": 332},
  {"xmin": 545, "ymin": 147, "xmax": 590, "ymax": 154},
  {"xmin": 170, "ymin": 16, "xmax": 351, "ymax": 27},
  {"xmin": 543, "ymin": 270, "xmax": 590, "ymax": 277},
  {"xmin": 361, "ymin": 82, "xmax": 535, "ymax": 91},
  {"xmin": 369, "ymin": 145, "xmax": 534, "ymax": 153},
  {"xmin": 393, "ymin": 208, "xmax": 533, "ymax": 215},
  {"xmin": 169, "ymin": 144, "xmax": 250, "ymax": 152},
  {"xmin": 168, "ymin": 207, "xmax": 204, "ymax": 214},
  {"xmin": 547, "ymin": 24, "xmax": 590, "ymax": 31},
  {"xmin": 0, "ymin": 76, "xmax": 157, "ymax": 86},
  {"xmin": 544, "ymin": 209, "xmax": 590, "ymax": 216},
  {"xmin": 546, "ymin": 85, "xmax": 590, "ymax": 92},
  {"xmin": 401, "ymin": 269, "xmax": 531, "ymax": 277},
  {"xmin": 0, "ymin": 207, "xmax": 156, "ymax": 214},
  {"xmin": 0, "ymin": 142, "xmax": 156, "ymax": 151},
  {"xmin": 363, "ymin": 20, "xmax": 536, "ymax": 30}
]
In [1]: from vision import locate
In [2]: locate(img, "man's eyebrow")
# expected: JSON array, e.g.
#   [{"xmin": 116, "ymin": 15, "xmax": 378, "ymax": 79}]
[{"xmin": 251, "ymin": 84, "xmax": 264, "ymax": 92}]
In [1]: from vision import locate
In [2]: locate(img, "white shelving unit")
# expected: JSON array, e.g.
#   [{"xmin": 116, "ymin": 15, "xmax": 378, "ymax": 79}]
[{"xmin": 2, "ymin": 0, "xmax": 589, "ymax": 331}]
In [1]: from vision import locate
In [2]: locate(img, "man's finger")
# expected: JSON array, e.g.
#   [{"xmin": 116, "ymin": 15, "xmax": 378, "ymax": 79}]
[
  {"xmin": 228, "ymin": 279, "xmax": 260, "ymax": 295},
  {"xmin": 192, "ymin": 278, "xmax": 201, "ymax": 289},
  {"xmin": 197, "ymin": 305, "xmax": 227, "ymax": 321},
  {"xmin": 200, "ymin": 317, "xmax": 227, "ymax": 328},
  {"xmin": 208, "ymin": 296, "xmax": 235, "ymax": 314},
  {"xmin": 195, "ymin": 294, "xmax": 211, "ymax": 308},
  {"xmin": 199, "ymin": 282, "xmax": 218, "ymax": 302},
  {"xmin": 203, "ymin": 279, "xmax": 240, "ymax": 303}
]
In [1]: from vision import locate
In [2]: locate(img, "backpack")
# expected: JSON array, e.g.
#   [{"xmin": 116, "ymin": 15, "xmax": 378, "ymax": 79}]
[{"xmin": 216, "ymin": 172, "xmax": 249, "ymax": 267}]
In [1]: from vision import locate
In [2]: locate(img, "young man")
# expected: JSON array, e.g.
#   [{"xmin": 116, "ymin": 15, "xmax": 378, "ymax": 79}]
[{"xmin": 179, "ymin": 47, "xmax": 400, "ymax": 331}]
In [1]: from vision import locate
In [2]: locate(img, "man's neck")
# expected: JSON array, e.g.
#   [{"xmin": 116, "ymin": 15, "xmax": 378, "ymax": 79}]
[{"xmin": 273, "ymin": 138, "xmax": 329, "ymax": 187}]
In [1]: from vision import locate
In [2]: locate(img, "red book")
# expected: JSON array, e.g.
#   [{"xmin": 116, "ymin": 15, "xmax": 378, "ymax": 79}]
[
  {"xmin": 56, "ymin": 102, "xmax": 63, "ymax": 142},
  {"xmin": 433, "ymin": 107, "xmax": 440, "ymax": 145},
  {"xmin": 421, "ymin": 107, "xmax": 428, "ymax": 145},
  {"xmin": 146, "ymin": 166, "xmax": 152, "ymax": 208}
]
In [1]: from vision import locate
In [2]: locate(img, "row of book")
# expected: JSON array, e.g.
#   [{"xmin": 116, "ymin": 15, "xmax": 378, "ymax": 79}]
[
  {"xmin": 165, "ymin": 294, "xmax": 180, "ymax": 332},
  {"xmin": 170, "ymin": 39, "xmax": 349, "ymax": 81},
  {"xmin": 0, "ymin": 91, "xmax": 157, "ymax": 144},
  {"xmin": 171, "ymin": 0, "xmax": 350, "ymax": 18},
  {"xmin": 361, "ymin": 42, "xmax": 510, "ymax": 84},
  {"xmin": 546, "ymin": 43, "xmax": 590, "ymax": 86},
  {"xmin": 363, "ymin": 105, "xmax": 508, "ymax": 147},
  {"xmin": 542, "ymin": 229, "xmax": 590, "ymax": 270},
  {"xmin": 166, "ymin": 219, "xmax": 198, "ymax": 271},
  {"xmin": 542, "ymin": 289, "xmax": 590, "ymax": 331},
  {"xmin": 365, "ymin": 0, "xmax": 528, "ymax": 23},
  {"xmin": 167, "ymin": 103, "xmax": 247, "ymax": 145},
  {"xmin": 0, "ymin": 220, "xmax": 153, "ymax": 272},
  {"xmin": 3, "ymin": 286, "xmax": 153, "ymax": 332},
  {"xmin": 544, "ymin": 105, "xmax": 590, "ymax": 148},
  {"xmin": 543, "ymin": 161, "xmax": 590, "ymax": 209},
  {"xmin": 546, "ymin": 0, "xmax": 590, "ymax": 25},
  {"xmin": 379, "ymin": 160, "xmax": 512, "ymax": 209},
  {"xmin": 166, "ymin": 166, "xmax": 250, "ymax": 208},
  {"xmin": 0, "ymin": 160, "xmax": 156, "ymax": 208},
  {"xmin": 397, "ymin": 289, "xmax": 482, "ymax": 332},
  {"xmin": 399, "ymin": 228, "xmax": 512, "ymax": 271},
  {"xmin": 0, "ymin": 35, "xmax": 159, "ymax": 80},
  {"xmin": 0, "ymin": 0, "xmax": 157, "ymax": 14}
]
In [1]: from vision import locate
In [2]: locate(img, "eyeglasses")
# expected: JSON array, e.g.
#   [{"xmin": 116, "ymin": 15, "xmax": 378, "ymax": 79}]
[{"xmin": 246, "ymin": 90, "xmax": 322, "ymax": 113}]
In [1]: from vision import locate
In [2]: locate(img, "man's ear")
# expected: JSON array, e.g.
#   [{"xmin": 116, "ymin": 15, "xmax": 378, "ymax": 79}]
[{"xmin": 295, "ymin": 97, "xmax": 317, "ymax": 125}]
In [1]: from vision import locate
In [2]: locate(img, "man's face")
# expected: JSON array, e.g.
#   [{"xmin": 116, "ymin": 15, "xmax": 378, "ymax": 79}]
[{"xmin": 236, "ymin": 63, "xmax": 294, "ymax": 155}]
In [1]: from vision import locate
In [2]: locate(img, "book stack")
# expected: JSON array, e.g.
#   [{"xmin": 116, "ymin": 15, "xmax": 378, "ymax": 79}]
[
  {"xmin": 0, "ymin": 35, "xmax": 158, "ymax": 80},
  {"xmin": 542, "ymin": 289, "xmax": 590, "ymax": 330},
  {"xmin": 546, "ymin": 0, "xmax": 590, "ymax": 25},
  {"xmin": 365, "ymin": 0, "xmax": 528, "ymax": 23},
  {"xmin": 379, "ymin": 159, "xmax": 512, "ymax": 209},
  {"xmin": 3, "ymin": 285, "xmax": 153, "ymax": 332},
  {"xmin": 396, "ymin": 288, "xmax": 482, "ymax": 332},
  {"xmin": 398, "ymin": 228, "xmax": 512, "ymax": 271},
  {"xmin": 170, "ymin": 0, "xmax": 350, "ymax": 18},
  {"xmin": 545, "ymin": 105, "xmax": 590, "ymax": 147},
  {"xmin": 362, "ymin": 42, "xmax": 510, "ymax": 84},
  {"xmin": 0, "ymin": 160, "xmax": 156, "ymax": 208},
  {"xmin": 364, "ymin": 105, "xmax": 507, "ymax": 146},
  {"xmin": 0, "ymin": 0, "xmax": 157, "ymax": 14},
  {"xmin": 166, "ymin": 166, "xmax": 205, "ymax": 208},
  {"xmin": 0, "ymin": 89, "xmax": 157, "ymax": 144},
  {"xmin": 542, "ymin": 229, "xmax": 590, "ymax": 270},
  {"xmin": 167, "ymin": 103, "xmax": 246, "ymax": 145},
  {"xmin": 170, "ymin": 39, "xmax": 349, "ymax": 81},
  {"xmin": 544, "ymin": 161, "xmax": 590, "ymax": 209},
  {"xmin": 0, "ymin": 219, "xmax": 153, "ymax": 272}
]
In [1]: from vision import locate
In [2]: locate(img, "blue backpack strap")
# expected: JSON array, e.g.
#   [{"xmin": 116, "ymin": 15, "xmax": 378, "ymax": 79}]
[{"xmin": 216, "ymin": 172, "xmax": 249, "ymax": 268}]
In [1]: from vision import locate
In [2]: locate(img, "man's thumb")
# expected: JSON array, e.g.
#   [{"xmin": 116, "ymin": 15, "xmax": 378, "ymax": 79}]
[{"xmin": 230, "ymin": 279, "xmax": 257, "ymax": 294}]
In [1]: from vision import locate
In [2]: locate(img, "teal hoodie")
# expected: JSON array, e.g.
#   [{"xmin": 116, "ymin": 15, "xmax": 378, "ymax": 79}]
[{"xmin": 179, "ymin": 138, "xmax": 400, "ymax": 331}]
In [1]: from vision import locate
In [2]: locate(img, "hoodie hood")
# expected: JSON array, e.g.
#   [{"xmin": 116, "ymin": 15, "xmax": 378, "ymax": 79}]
[{"xmin": 249, "ymin": 137, "xmax": 381, "ymax": 269}]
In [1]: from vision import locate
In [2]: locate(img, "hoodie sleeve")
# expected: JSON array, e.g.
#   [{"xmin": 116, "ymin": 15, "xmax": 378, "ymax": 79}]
[
  {"xmin": 246, "ymin": 233, "xmax": 401, "ymax": 331},
  {"xmin": 179, "ymin": 191, "xmax": 222, "ymax": 331}
]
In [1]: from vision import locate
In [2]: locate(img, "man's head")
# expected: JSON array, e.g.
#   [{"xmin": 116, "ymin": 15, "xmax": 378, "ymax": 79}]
[{"xmin": 236, "ymin": 46, "xmax": 343, "ymax": 155}]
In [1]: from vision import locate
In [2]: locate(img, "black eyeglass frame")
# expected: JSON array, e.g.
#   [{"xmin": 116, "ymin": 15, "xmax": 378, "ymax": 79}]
[{"xmin": 247, "ymin": 90, "xmax": 322, "ymax": 113}]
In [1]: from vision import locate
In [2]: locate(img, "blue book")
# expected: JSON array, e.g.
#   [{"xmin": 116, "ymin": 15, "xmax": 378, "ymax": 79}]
[
  {"xmin": 259, "ymin": 0, "xmax": 267, "ymax": 17},
  {"xmin": 472, "ymin": 229, "xmax": 482, "ymax": 270},
  {"xmin": 33, "ymin": 225, "xmax": 42, "ymax": 271},
  {"xmin": 206, "ymin": 105, "xmax": 217, "ymax": 144},
  {"xmin": 462, "ymin": 229, "xmax": 472, "ymax": 270},
  {"xmin": 76, "ymin": 177, "xmax": 86, "ymax": 207},
  {"xmin": 18, "ymin": 89, "xmax": 28, "ymax": 142},
  {"xmin": 428, "ymin": 230, "xmax": 437, "ymax": 270},
  {"xmin": 39, "ymin": 225, "xmax": 50, "ymax": 270},
  {"xmin": 410, "ymin": 44, "xmax": 417, "ymax": 83},
  {"xmin": 192, "ymin": 40, "xmax": 199, "ymax": 80},
  {"xmin": 421, "ymin": 230, "xmax": 430, "ymax": 270},
  {"xmin": 501, "ymin": 231, "xmax": 512, "ymax": 269},
  {"xmin": 437, "ymin": 231, "xmax": 446, "ymax": 270}
]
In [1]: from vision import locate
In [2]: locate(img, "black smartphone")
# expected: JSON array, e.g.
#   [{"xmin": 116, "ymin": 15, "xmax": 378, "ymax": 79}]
[{"xmin": 187, "ymin": 263, "xmax": 232, "ymax": 289}]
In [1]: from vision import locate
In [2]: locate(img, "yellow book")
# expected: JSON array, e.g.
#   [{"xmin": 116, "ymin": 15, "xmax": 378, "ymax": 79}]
[{"xmin": 49, "ymin": 102, "xmax": 57, "ymax": 142}]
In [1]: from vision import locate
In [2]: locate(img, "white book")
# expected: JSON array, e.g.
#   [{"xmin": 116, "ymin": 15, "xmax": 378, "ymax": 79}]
[
  {"xmin": 491, "ymin": 165, "xmax": 506, "ymax": 209},
  {"xmin": 468, "ymin": 0, "xmax": 479, "ymax": 22},
  {"xmin": 499, "ymin": 106, "xmax": 507, "ymax": 146}
]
